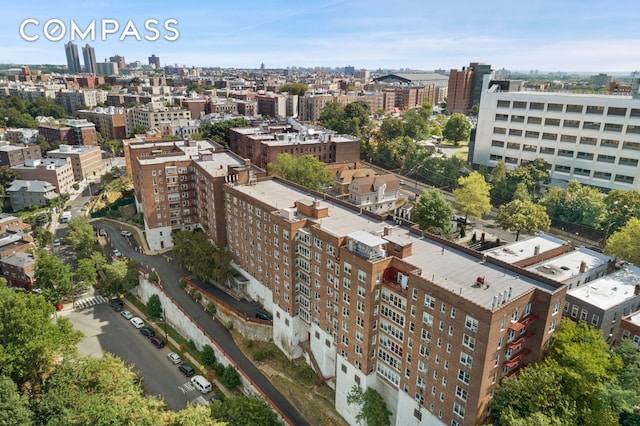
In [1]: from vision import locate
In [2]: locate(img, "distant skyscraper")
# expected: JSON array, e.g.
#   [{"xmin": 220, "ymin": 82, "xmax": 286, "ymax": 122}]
[
  {"xmin": 64, "ymin": 42, "xmax": 81, "ymax": 74},
  {"xmin": 109, "ymin": 55, "xmax": 126, "ymax": 70},
  {"xmin": 260, "ymin": 62, "xmax": 265, "ymax": 71},
  {"xmin": 344, "ymin": 65, "xmax": 355, "ymax": 75},
  {"xmin": 148, "ymin": 54, "xmax": 161, "ymax": 69},
  {"xmin": 447, "ymin": 61, "xmax": 492, "ymax": 112},
  {"xmin": 82, "ymin": 44, "xmax": 97, "ymax": 74}
]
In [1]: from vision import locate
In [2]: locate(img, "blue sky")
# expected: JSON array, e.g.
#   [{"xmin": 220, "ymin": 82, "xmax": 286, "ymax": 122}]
[{"xmin": 1, "ymin": 0, "xmax": 639, "ymax": 72}]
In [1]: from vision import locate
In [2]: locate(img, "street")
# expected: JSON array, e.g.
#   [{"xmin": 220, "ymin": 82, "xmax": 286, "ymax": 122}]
[
  {"xmin": 92, "ymin": 220, "xmax": 309, "ymax": 426},
  {"xmin": 67, "ymin": 302, "xmax": 209, "ymax": 410}
]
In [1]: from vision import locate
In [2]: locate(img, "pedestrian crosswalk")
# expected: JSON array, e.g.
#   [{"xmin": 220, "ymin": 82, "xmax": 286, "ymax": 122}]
[{"xmin": 75, "ymin": 295, "xmax": 108, "ymax": 310}]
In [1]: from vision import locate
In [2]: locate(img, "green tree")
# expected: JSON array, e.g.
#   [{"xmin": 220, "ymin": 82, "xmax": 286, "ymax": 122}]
[
  {"xmin": 491, "ymin": 361, "xmax": 576, "ymax": 425},
  {"xmin": 347, "ymin": 385, "xmax": 392, "ymax": 426},
  {"xmin": 495, "ymin": 199, "xmax": 551, "ymax": 241},
  {"xmin": 0, "ymin": 287, "xmax": 82, "ymax": 388},
  {"xmin": 101, "ymin": 259, "xmax": 139, "ymax": 296},
  {"xmin": 27, "ymin": 96, "xmax": 65, "ymax": 119},
  {"xmin": 64, "ymin": 216, "xmax": 98, "ymax": 259},
  {"xmin": 34, "ymin": 354, "xmax": 167, "ymax": 425},
  {"xmin": 378, "ymin": 117, "xmax": 404, "ymax": 141},
  {"xmin": 546, "ymin": 321, "xmax": 622, "ymax": 425},
  {"xmin": 453, "ymin": 172, "xmax": 491, "ymax": 221},
  {"xmin": 442, "ymin": 113, "xmax": 471, "ymax": 145},
  {"xmin": 210, "ymin": 394, "xmax": 281, "ymax": 426},
  {"xmin": 375, "ymin": 136, "xmax": 417, "ymax": 170},
  {"xmin": 73, "ymin": 258, "xmax": 97, "ymax": 290},
  {"xmin": 186, "ymin": 81, "xmax": 203, "ymax": 94},
  {"xmin": 199, "ymin": 117, "xmax": 251, "ymax": 147},
  {"xmin": 34, "ymin": 250, "xmax": 73, "ymax": 304},
  {"xmin": 0, "ymin": 376, "xmax": 33, "ymax": 425},
  {"xmin": 201, "ymin": 345, "xmax": 216, "ymax": 367},
  {"xmin": 0, "ymin": 166, "xmax": 18, "ymax": 189},
  {"xmin": 413, "ymin": 189, "xmax": 453, "ymax": 234},
  {"xmin": 604, "ymin": 217, "xmax": 640, "ymax": 264},
  {"xmin": 541, "ymin": 180, "xmax": 606, "ymax": 227},
  {"xmin": 220, "ymin": 365, "xmax": 241, "ymax": 391},
  {"xmin": 280, "ymin": 83, "xmax": 308, "ymax": 96},
  {"xmin": 268, "ymin": 153, "xmax": 333, "ymax": 191},
  {"xmin": 32, "ymin": 226, "xmax": 54, "ymax": 248},
  {"xmin": 130, "ymin": 124, "xmax": 149, "ymax": 137},
  {"xmin": 602, "ymin": 190, "xmax": 640, "ymax": 234},
  {"xmin": 147, "ymin": 294, "xmax": 162, "ymax": 318}
]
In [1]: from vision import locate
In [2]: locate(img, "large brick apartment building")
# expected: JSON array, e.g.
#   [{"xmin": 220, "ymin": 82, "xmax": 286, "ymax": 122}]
[
  {"xmin": 124, "ymin": 137, "xmax": 265, "ymax": 250},
  {"xmin": 229, "ymin": 122, "xmax": 360, "ymax": 170},
  {"xmin": 222, "ymin": 177, "xmax": 566, "ymax": 426}
]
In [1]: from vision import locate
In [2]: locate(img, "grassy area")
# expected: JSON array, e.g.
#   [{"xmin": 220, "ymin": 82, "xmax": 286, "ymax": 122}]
[{"xmin": 233, "ymin": 332, "xmax": 348, "ymax": 426}]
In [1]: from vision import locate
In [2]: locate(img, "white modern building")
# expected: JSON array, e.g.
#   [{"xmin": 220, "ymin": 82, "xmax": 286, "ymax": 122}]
[{"xmin": 472, "ymin": 77, "xmax": 640, "ymax": 192}]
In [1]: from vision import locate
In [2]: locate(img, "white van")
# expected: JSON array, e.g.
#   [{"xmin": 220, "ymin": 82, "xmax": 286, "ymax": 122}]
[{"xmin": 190, "ymin": 375, "xmax": 212, "ymax": 394}]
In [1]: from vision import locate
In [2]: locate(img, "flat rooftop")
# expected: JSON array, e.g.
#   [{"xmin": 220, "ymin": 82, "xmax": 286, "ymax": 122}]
[
  {"xmin": 567, "ymin": 265, "xmax": 640, "ymax": 310},
  {"xmin": 526, "ymin": 247, "xmax": 613, "ymax": 283},
  {"xmin": 485, "ymin": 233, "xmax": 567, "ymax": 264},
  {"xmin": 232, "ymin": 178, "xmax": 558, "ymax": 311},
  {"xmin": 624, "ymin": 311, "xmax": 640, "ymax": 327}
]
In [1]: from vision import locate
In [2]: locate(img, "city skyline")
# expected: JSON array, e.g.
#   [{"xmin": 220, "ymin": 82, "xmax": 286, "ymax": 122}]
[{"xmin": 1, "ymin": 0, "xmax": 639, "ymax": 73}]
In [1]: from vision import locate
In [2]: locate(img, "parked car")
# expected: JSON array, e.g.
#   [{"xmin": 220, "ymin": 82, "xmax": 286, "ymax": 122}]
[
  {"xmin": 130, "ymin": 317, "xmax": 144, "ymax": 329},
  {"xmin": 120, "ymin": 310, "xmax": 133, "ymax": 320},
  {"xmin": 167, "ymin": 352, "xmax": 182, "ymax": 364},
  {"xmin": 191, "ymin": 375, "xmax": 212, "ymax": 394},
  {"xmin": 109, "ymin": 297, "xmax": 124, "ymax": 312},
  {"xmin": 149, "ymin": 336, "xmax": 165, "ymax": 348},
  {"xmin": 255, "ymin": 310, "xmax": 273, "ymax": 321},
  {"xmin": 454, "ymin": 215, "xmax": 471, "ymax": 225},
  {"xmin": 99, "ymin": 228, "xmax": 107, "ymax": 236},
  {"xmin": 121, "ymin": 230, "xmax": 132, "ymax": 237},
  {"xmin": 53, "ymin": 239, "xmax": 61, "ymax": 247},
  {"xmin": 113, "ymin": 249, "xmax": 122, "ymax": 257},
  {"xmin": 178, "ymin": 363, "xmax": 195, "ymax": 377},
  {"xmin": 139, "ymin": 326, "xmax": 155, "ymax": 338}
]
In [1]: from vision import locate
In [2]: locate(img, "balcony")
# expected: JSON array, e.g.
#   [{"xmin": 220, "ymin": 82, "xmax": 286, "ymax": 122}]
[{"xmin": 504, "ymin": 348, "xmax": 531, "ymax": 368}]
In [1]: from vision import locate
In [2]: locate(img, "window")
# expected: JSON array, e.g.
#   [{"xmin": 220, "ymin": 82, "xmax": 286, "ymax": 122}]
[
  {"xmin": 465, "ymin": 315, "xmax": 478, "ymax": 332},
  {"xmin": 453, "ymin": 402, "xmax": 466, "ymax": 419},
  {"xmin": 462, "ymin": 334, "xmax": 476, "ymax": 350},
  {"xmin": 425, "ymin": 295, "xmax": 436, "ymax": 309},
  {"xmin": 580, "ymin": 309, "xmax": 588, "ymax": 321},
  {"xmin": 457, "ymin": 369, "xmax": 470, "ymax": 385},
  {"xmin": 460, "ymin": 352, "xmax": 473, "ymax": 368},
  {"xmin": 591, "ymin": 314, "xmax": 600, "ymax": 327}
]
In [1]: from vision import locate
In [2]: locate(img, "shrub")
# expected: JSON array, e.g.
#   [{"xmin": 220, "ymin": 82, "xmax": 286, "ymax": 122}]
[
  {"xmin": 187, "ymin": 340, "xmax": 197, "ymax": 352},
  {"xmin": 179, "ymin": 278, "xmax": 187, "ymax": 288},
  {"xmin": 214, "ymin": 362, "xmax": 226, "ymax": 376},
  {"xmin": 146, "ymin": 294, "xmax": 162, "ymax": 318},
  {"xmin": 201, "ymin": 345, "xmax": 216, "ymax": 367},
  {"xmin": 194, "ymin": 291, "xmax": 202, "ymax": 301},
  {"xmin": 207, "ymin": 302, "xmax": 216, "ymax": 314},
  {"xmin": 252, "ymin": 348, "xmax": 274, "ymax": 362},
  {"xmin": 220, "ymin": 365, "xmax": 241, "ymax": 391},
  {"xmin": 148, "ymin": 272, "xmax": 159, "ymax": 282}
]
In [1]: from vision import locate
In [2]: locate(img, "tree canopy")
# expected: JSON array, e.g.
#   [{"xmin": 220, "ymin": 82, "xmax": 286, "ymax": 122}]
[
  {"xmin": 199, "ymin": 118, "xmax": 251, "ymax": 148},
  {"xmin": 172, "ymin": 230, "xmax": 233, "ymax": 284},
  {"xmin": 319, "ymin": 101, "xmax": 371, "ymax": 138},
  {"xmin": 0, "ymin": 287, "xmax": 82, "ymax": 388},
  {"xmin": 604, "ymin": 217, "xmax": 640, "ymax": 264},
  {"xmin": 491, "ymin": 320, "xmax": 629, "ymax": 426},
  {"xmin": 268, "ymin": 153, "xmax": 333, "ymax": 191},
  {"xmin": 541, "ymin": 180, "xmax": 607, "ymax": 227},
  {"xmin": 413, "ymin": 189, "xmax": 453, "ymax": 234},
  {"xmin": 210, "ymin": 394, "xmax": 282, "ymax": 426},
  {"xmin": 34, "ymin": 250, "xmax": 73, "ymax": 304},
  {"xmin": 495, "ymin": 199, "xmax": 551, "ymax": 241},
  {"xmin": 453, "ymin": 171, "xmax": 491, "ymax": 220},
  {"xmin": 279, "ymin": 83, "xmax": 308, "ymax": 96},
  {"xmin": 347, "ymin": 385, "xmax": 392, "ymax": 426},
  {"xmin": 442, "ymin": 113, "xmax": 471, "ymax": 145}
]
